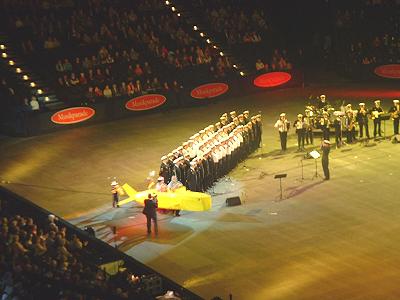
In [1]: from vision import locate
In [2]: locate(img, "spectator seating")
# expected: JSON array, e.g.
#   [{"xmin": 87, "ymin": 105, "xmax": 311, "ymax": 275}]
[{"xmin": 0, "ymin": 187, "xmax": 201, "ymax": 300}]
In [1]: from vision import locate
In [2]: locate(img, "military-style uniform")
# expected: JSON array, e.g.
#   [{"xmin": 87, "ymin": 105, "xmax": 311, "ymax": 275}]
[
  {"xmin": 293, "ymin": 114, "xmax": 305, "ymax": 151},
  {"xmin": 333, "ymin": 117, "xmax": 342, "ymax": 148},
  {"xmin": 371, "ymin": 100, "xmax": 383, "ymax": 138},
  {"xmin": 321, "ymin": 140, "xmax": 331, "ymax": 180},
  {"xmin": 111, "ymin": 181, "xmax": 120, "ymax": 208},
  {"xmin": 160, "ymin": 110, "xmax": 262, "ymax": 192},
  {"xmin": 388, "ymin": 100, "xmax": 400, "ymax": 135},
  {"xmin": 274, "ymin": 113, "xmax": 289, "ymax": 151},
  {"xmin": 344, "ymin": 111, "xmax": 356, "ymax": 144},
  {"xmin": 357, "ymin": 103, "xmax": 370, "ymax": 138}
]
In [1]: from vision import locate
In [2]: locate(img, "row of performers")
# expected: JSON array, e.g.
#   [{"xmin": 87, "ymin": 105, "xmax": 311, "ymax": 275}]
[
  {"xmin": 158, "ymin": 111, "xmax": 262, "ymax": 193},
  {"xmin": 275, "ymin": 99, "xmax": 400, "ymax": 150}
]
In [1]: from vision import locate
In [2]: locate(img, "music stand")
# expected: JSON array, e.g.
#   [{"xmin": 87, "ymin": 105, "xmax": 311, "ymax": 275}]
[
  {"xmin": 274, "ymin": 173, "xmax": 287, "ymax": 200},
  {"xmin": 309, "ymin": 150, "xmax": 321, "ymax": 179}
]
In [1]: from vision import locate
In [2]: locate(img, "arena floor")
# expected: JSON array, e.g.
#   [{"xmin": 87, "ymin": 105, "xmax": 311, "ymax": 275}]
[{"xmin": 1, "ymin": 82, "xmax": 400, "ymax": 300}]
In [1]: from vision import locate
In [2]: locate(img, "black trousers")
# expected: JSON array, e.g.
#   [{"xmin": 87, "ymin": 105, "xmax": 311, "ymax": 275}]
[
  {"xmin": 346, "ymin": 128, "xmax": 356, "ymax": 143},
  {"xmin": 146, "ymin": 214, "xmax": 158, "ymax": 234},
  {"xmin": 305, "ymin": 129, "xmax": 313, "ymax": 144},
  {"xmin": 279, "ymin": 131, "xmax": 287, "ymax": 150},
  {"xmin": 322, "ymin": 127, "xmax": 330, "ymax": 141},
  {"xmin": 359, "ymin": 122, "xmax": 370, "ymax": 138},
  {"xmin": 296, "ymin": 129, "xmax": 305, "ymax": 149},
  {"xmin": 322, "ymin": 158, "xmax": 329, "ymax": 179},
  {"xmin": 394, "ymin": 118, "xmax": 399, "ymax": 135},
  {"xmin": 335, "ymin": 130, "xmax": 342, "ymax": 147},
  {"xmin": 373, "ymin": 119, "xmax": 381, "ymax": 137},
  {"xmin": 112, "ymin": 194, "xmax": 119, "ymax": 207}
]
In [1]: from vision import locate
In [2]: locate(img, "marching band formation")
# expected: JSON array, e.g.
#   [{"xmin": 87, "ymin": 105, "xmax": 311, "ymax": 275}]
[
  {"xmin": 275, "ymin": 95, "xmax": 400, "ymax": 151},
  {"xmin": 158, "ymin": 110, "xmax": 262, "ymax": 193}
]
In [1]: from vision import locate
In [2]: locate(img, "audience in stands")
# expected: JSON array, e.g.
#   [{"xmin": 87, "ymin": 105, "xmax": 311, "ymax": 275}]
[
  {"xmin": 0, "ymin": 209, "xmax": 168, "ymax": 299},
  {"xmin": 196, "ymin": 0, "xmax": 269, "ymax": 44},
  {"xmin": 254, "ymin": 49, "xmax": 293, "ymax": 72}
]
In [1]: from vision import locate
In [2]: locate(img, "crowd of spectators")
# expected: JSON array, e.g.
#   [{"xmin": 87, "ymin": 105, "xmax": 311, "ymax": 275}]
[
  {"xmin": 1, "ymin": 0, "xmax": 236, "ymax": 106},
  {"xmin": 0, "ymin": 208, "xmax": 174, "ymax": 299},
  {"xmin": 346, "ymin": 34, "xmax": 400, "ymax": 66},
  {"xmin": 332, "ymin": 0, "xmax": 400, "ymax": 66},
  {"xmin": 254, "ymin": 49, "xmax": 294, "ymax": 73},
  {"xmin": 193, "ymin": 0, "xmax": 269, "ymax": 45}
]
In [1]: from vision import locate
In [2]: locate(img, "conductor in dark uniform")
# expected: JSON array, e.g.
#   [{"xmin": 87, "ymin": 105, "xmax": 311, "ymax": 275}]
[
  {"xmin": 143, "ymin": 194, "xmax": 158, "ymax": 235},
  {"xmin": 321, "ymin": 140, "xmax": 331, "ymax": 180}
]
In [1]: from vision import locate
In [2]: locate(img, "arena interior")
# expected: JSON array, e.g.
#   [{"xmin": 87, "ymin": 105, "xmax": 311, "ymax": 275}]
[{"xmin": 1, "ymin": 1, "xmax": 400, "ymax": 300}]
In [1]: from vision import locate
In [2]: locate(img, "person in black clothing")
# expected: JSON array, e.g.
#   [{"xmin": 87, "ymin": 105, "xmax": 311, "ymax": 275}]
[
  {"xmin": 344, "ymin": 110, "xmax": 356, "ymax": 144},
  {"xmin": 187, "ymin": 162, "xmax": 198, "ymax": 191},
  {"xmin": 357, "ymin": 103, "xmax": 370, "ymax": 139},
  {"xmin": 159, "ymin": 156, "xmax": 169, "ymax": 182},
  {"xmin": 333, "ymin": 115, "xmax": 342, "ymax": 148},
  {"xmin": 371, "ymin": 100, "xmax": 383, "ymax": 138},
  {"xmin": 293, "ymin": 113, "xmax": 305, "ymax": 151},
  {"xmin": 388, "ymin": 99, "xmax": 400, "ymax": 135},
  {"xmin": 143, "ymin": 194, "xmax": 158, "ymax": 235},
  {"xmin": 111, "ymin": 181, "xmax": 120, "ymax": 208},
  {"xmin": 319, "ymin": 112, "xmax": 330, "ymax": 141},
  {"xmin": 321, "ymin": 140, "xmax": 331, "ymax": 180},
  {"xmin": 316, "ymin": 94, "xmax": 328, "ymax": 110}
]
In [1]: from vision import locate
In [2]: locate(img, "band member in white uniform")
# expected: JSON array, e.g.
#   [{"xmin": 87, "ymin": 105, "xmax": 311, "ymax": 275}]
[
  {"xmin": 320, "ymin": 112, "xmax": 330, "ymax": 141},
  {"xmin": 274, "ymin": 113, "xmax": 290, "ymax": 151},
  {"xmin": 293, "ymin": 114, "xmax": 306, "ymax": 151},
  {"xmin": 357, "ymin": 102, "xmax": 370, "ymax": 139},
  {"xmin": 371, "ymin": 100, "xmax": 384, "ymax": 138}
]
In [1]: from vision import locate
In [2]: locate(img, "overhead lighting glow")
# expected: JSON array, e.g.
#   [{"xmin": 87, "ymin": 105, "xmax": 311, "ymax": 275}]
[
  {"xmin": 165, "ymin": 0, "xmax": 170, "ymax": 4},
  {"xmin": 22, "ymin": 75, "xmax": 29, "ymax": 80},
  {"xmin": 200, "ymin": 32, "xmax": 205, "ymax": 37},
  {"xmin": 0, "ymin": 45, "xmax": 5, "ymax": 50},
  {"xmin": 37, "ymin": 89, "xmax": 43, "ymax": 94},
  {"xmin": 240, "ymin": 71, "xmax": 245, "ymax": 76},
  {"xmin": 1, "ymin": 52, "xmax": 7, "ymax": 58},
  {"xmin": 45, "ymin": 96, "xmax": 50, "ymax": 101},
  {"xmin": 8, "ymin": 60, "xmax": 14, "ymax": 66},
  {"xmin": 171, "ymin": 6, "xmax": 176, "ymax": 11},
  {"xmin": 16, "ymin": 68, "xmax": 22, "ymax": 73},
  {"xmin": 30, "ymin": 82, "xmax": 36, "ymax": 87},
  {"xmin": 206, "ymin": 39, "xmax": 211, "ymax": 44},
  {"xmin": 193, "ymin": 25, "xmax": 198, "ymax": 31},
  {"xmin": 219, "ymin": 51, "xmax": 224, "ymax": 56}
]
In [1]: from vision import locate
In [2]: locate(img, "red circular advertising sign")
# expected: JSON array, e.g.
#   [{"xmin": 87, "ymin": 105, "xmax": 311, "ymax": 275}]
[
  {"xmin": 374, "ymin": 64, "xmax": 400, "ymax": 79},
  {"xmin": 51, "ymin": 107, "xmax": 95, "ymax": 124},
  {"xmin": 191, "ymin": 83, "xmax": 229, "ymax": 99},
  {"xmin": 253, "ymin": 72, "xmax": 292, "ymax": 88},
  {"xmin": 125, "ymin": 94, "xmax": 166, "ymax": 111}
]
